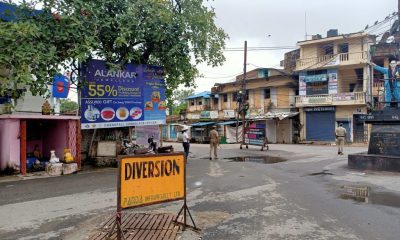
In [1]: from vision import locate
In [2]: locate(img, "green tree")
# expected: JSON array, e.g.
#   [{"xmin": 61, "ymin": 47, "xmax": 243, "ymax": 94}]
[
  {"xmin": 167, "ymin": 88, "xmax": 194, "ymax": 115},
  {"xmin": 0, "ymin": 0, "xmax": 227, "ymax": 101},
  {"xmin": 60, "ymin": 99, "xmax": 78, "ymax": 113}
]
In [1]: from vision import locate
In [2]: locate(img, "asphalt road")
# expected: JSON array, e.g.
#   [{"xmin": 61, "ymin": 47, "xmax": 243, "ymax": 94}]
[{"xmin": 0, "ymin": 143, "xmax": 400, "ymax": 240}]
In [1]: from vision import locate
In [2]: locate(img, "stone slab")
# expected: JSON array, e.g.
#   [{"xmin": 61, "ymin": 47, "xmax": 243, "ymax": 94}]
[
  {"xmin": 97, "ymin": 141, "xmax": 117, "ymax": 157},
  {"xmin": 45, "ymin": 163, "xmax": 63, "ymax": 176},
  {"xmin": 348, "ymin": 153, "xmax": 400, "ymax": 172},
  {"xmin": 62, "ymin": 163, "xmax": 78, "ymax": 175}
]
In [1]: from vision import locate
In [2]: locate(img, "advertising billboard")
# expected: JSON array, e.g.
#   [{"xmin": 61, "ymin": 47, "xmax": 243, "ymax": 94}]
[{"xmin": 81, "ymin": 60, "xmax": 166, "ymax": 129}]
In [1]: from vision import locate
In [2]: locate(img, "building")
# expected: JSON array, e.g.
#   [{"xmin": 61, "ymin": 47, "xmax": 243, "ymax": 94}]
[
  {"xmin": 294, "ymin": 30, "xmax": 375, "ymax": 142},
  {"xmin": 209, "ymin": 68, "xmax": 299, "ymax": 144}
]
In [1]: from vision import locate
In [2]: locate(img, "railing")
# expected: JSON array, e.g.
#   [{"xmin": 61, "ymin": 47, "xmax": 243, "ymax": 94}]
[
  {"xmin": 295, "ymin": 92, "xmax": 366, "ymax": 107},
  {"xmin": 296, "ymin": 51, "xmax": 368, "ymax": 70}
]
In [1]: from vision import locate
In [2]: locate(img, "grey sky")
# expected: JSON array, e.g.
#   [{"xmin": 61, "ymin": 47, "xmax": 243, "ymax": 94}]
[{"xmin": 194, "ymin": 0, "xmax": 397, "ymax": 92}]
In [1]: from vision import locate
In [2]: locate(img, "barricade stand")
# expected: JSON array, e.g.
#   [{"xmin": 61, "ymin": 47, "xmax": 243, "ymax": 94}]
[{"xmin": 110, "ymin": 152, "xmax": 198, "ymax": 240}]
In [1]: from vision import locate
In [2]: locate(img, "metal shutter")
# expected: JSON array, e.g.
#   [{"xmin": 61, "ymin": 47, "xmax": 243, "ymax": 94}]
[{"xmin": 306, "ymin": 111, "xmax": 335, "ymax": 141}]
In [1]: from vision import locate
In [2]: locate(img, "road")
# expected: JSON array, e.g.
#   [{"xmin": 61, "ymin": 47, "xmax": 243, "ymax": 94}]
[{"xmin": 0, "ymin": 143, "xmax": 400, "ymax": 240}]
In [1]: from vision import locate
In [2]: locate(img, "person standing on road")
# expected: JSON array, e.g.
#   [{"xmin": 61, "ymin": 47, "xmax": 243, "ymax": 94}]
[
  {"xmin": 181, "ymin": 126, "xmax": 190, "ymax": 163},
  {"xmin": 209, "ymin": 125, "xmax": 219, "ymax": 160},
  {"xmin": 335, "ymin": 123, "xmax": 347, "ymax": 155}
]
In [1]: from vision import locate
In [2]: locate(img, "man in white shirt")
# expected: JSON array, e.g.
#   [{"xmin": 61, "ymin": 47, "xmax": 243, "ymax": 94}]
[{"xmin": 181, "ymin": 126, "xmax": 190, "ymax": 163}]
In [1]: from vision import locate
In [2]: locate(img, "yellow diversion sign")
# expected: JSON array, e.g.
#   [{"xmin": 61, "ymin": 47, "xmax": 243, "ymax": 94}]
[{"xmin": 119, "ymin": 153, "xmax": 185, "ymax": 209}]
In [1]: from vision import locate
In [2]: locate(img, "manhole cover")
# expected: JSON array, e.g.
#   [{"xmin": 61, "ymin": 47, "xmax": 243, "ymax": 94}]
[{"xmin": 225, "ymin": 156, "xmax": 287, "ymax": 164}]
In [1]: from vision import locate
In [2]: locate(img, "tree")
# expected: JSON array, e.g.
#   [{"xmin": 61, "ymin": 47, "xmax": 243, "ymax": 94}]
[
  {"xmin": 167, "ymin": 88, "xmax": 195, "ymax": 115},
  {"xmin": 60, "ymin": 99, "xmax": 78, "ymax": 113},
  {"xmin": 0, "ymin": 0, "xmax": 227, "ymax": 101}
]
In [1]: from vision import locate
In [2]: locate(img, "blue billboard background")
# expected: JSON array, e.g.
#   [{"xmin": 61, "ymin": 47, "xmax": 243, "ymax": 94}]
[{"xmin": 80, "ymin": 59, "xmax": 166, "ymax": 129}]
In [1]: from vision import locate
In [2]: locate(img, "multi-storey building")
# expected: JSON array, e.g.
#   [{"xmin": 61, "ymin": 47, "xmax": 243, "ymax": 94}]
[
  {"xmin": 207, "ymin": 68, "xmax": 299, "ymax": 144},
  {"xmin": 294, "ymin": 30, "xmax": 375, "ymax": 142}
]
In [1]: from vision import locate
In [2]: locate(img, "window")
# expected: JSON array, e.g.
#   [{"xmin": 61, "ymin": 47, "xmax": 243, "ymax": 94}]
[
  {"xmin": 190, "ymin": 100, "xmax": 194, "ymax": 106},
  {"xmin": 213, "ymin": 97, "xmax": 218, "ymax": 105},
  {"xmin": 349, "ymin": 83, "xmax": 356, "ymax": 92},
  {"xmin": 232, "ymin": 92, "xmax": 238, "ymax": 101},
  {"xmin": 198, "ymin": 100, "xmax": 202, "ymax": 105},
  {"xmin": 338, "ymin": 43, "xmax": 349, "ymax": 53},
  {"xmin": 264, "ymin": 89, "xmax": 271, "ymax": 99},
  {"xmin": 321, "ymin": 43, "xmax": 334, "ymax": 55},
  {"xmin": 223, "ymin": 94, "xmax": 227, "ymax": 102},
  {"xmin": 355, "ymin": 68, "xmax": 363, "ymax": 80}
]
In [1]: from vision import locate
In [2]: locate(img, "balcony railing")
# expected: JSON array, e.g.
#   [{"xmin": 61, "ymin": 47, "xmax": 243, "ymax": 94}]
[
  {"xmin": 296, "ymin": 52, "xmax": 368, "ymax": 71},
  {"xmin": 295, "ymin": 92, "xmax": 366, "ymax": 107}
]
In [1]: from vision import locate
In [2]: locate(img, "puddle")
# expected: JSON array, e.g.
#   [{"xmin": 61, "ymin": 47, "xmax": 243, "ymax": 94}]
[
  {"xmin": 308, "ymin": 170, "xmax": 334, "ymax": 176},
  {"xmin": 225, "ymin": 156, "xmax": 287, "ymax": 164},
  {"xmin": 340, "ymin": 185, "xmax": 400, "ymax": 208}
]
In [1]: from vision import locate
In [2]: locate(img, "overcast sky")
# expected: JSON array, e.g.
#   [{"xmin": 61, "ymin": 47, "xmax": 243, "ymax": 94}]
[{"xmin": 193, "ymin": 0, "xmax": 398, "ymax": 93}]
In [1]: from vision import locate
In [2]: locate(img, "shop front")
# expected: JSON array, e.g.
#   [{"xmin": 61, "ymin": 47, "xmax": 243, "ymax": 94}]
[
  {"xmin": 305, "ymin": 106, "xmax": 336, "ymax": 141},
  {"xmin": 0, "ymin": 114, "xmax": 80, "ymax": 175}
]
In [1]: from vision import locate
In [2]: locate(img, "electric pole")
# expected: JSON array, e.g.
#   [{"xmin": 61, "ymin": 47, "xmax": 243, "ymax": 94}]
[{"xmin": 241, "ymin": 41, "xmax": 247, "ymax": 147}]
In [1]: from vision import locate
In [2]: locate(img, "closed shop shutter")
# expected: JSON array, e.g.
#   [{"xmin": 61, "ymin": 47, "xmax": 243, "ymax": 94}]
[{"xmin": 306, "ymin": 111, "xmax": 335, "ymax": 141}]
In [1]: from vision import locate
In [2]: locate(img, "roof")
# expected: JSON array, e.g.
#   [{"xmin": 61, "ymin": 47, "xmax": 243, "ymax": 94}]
[
  {"xmin": 186, "ymin": 91, "xmax": 211, "ymax": 100},
  {"xmin": 297, "ymin": 32, "xmax": 371, "ymax": 46},
  {"xmin": 190, "ymin": 121, "xmax": 215, "ymax": 127}
]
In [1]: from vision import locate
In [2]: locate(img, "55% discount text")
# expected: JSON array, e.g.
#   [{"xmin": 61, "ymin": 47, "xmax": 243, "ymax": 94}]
[{"xmin": 88, "ymin": 84, "xmax": 118, "ymax": 97}]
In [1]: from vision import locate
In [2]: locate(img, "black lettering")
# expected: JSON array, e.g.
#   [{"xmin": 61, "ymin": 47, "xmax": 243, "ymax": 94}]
[
  {"xmin": 172, "ymin": 160, "xmax": 180, "ymax": 175},
  {"xmin": 154, "ymin": 161, "xmax": 160, "ymax": 177},
  {"xmin": 143, "ymin": 162, "xmax": 147, "ymax": 178},
  {"xmin": 135, "ymin": 162, "xmax": 142, "ymax": 178},
  {"xmin": 148, "ymin": 161, "xmax": 155, "ymax": 178},
  {"xmin": 161, "ymin": 160, "xmax": 165, "ymax": 177},
  {"xmin": 165, "ymin": 160, "xmax": 172, "ymax": 176},
  {"xmin": 125, "ymin": 163, "xmax": 132, "ymax": 180}
]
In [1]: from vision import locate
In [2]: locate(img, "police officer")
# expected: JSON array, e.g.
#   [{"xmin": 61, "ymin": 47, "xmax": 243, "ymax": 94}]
[
  {"xmin": 335, "ymin": 123, "xmax": 347, "ymax": 155},
  {"xmin": 209, "ymin": 125, "xmax": 219, "ymax": 160}
]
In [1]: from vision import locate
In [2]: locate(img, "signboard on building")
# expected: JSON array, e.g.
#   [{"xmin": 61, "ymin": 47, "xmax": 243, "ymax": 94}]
[
  {"xmin": 224, "ymin": 110, "xmax": 235, "ymax": 119},
  {"xmin": 119, "ymin": 153, "xmax": 185, "ymax": 209},
  {"xmin": 80, "ymin": 59, "xmax": 166, "ymax": 129},
  {"xmin": 200, "ymin": 110, "xmax": 218, "ymax": 119},
  {"xmin": 187, "ymin": 113, "xmax": 200, "ymax": 120},
  {"xmin": 304, "ymin": 74, "xmax": 328, "ymax": 83},
  {"xmin": 304, "ymin": 106, "xmax": 336, "ymax": 112},
  {"xmin": 328, "ymin": 69, "xmax": 338, "ymax": 94}
]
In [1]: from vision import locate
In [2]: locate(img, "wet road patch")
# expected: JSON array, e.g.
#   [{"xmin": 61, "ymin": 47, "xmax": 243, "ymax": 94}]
[
  {"xmin": 308, "ymin": 170, "xmax": 334, "ymax": 176},
  {"xmin": 225, "ymin": 156, "xmax": 287, "ymax": 164},
  {"xmin": 340, "ymin": 185, "xmax": 400, "ymax": 208}
]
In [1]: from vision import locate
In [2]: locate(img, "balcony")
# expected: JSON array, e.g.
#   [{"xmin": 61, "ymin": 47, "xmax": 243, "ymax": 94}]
[
  {"xmin": 296, "ymin": 52, "xmax": 368, "ymax": 71},
  {"xmin": 295, "ymin": 92, "xmax": 366, "ymax": 107}
]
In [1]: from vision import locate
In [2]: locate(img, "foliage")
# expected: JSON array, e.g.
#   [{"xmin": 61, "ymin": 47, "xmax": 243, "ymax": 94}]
[
  {"xmin": 60, "ymin": 98, "xmax": 78, "ymax": 113},
  {"xmin": 167, "ymin": 88, "xmax": 194, "ymax": 115},
  {"xmin": 0, "ymin": 0, "xmax": 227, "ymax": 102}
]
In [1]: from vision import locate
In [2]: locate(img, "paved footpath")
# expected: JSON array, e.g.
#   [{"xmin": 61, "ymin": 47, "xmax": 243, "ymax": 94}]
[{"xmin": 0, "ymin": 143, "xmax": 399, "ymax": 240}]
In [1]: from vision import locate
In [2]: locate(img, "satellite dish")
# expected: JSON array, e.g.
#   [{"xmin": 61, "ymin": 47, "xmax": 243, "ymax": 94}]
[{"xmin": 386, "ymin": 36, "xmax": 395, "ymax": 43}]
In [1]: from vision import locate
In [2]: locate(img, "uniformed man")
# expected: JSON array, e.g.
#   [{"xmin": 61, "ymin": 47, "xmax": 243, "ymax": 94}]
[
  {"xmin": 209, "ymin": 125, "xmax": 219, "ymax": 160},
  {"xmin": 335, "ymin": 123, "xmax": 347, "ymax": 155}
]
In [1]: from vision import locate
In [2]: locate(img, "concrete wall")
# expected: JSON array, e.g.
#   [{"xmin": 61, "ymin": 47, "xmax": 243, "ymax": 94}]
[{"xmin": 0, "ymin": 119, "xmax": 20, "ymax": 170}]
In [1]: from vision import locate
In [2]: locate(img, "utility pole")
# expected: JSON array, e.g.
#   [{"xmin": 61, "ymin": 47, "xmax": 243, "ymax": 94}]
[{"xmin": 241, "ymin": 41, "xmax": 247, "ymax": 147}]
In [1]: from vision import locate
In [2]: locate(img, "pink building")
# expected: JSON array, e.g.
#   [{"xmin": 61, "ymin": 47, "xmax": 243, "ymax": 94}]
[{"xmin": 0, "ymin": 114, "xmax": 81, "ymax": 175}]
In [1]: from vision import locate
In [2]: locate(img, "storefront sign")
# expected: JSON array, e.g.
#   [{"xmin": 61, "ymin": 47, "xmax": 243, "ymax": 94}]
[
  {"xmin": 187, "ymin": 114, "xmax": 200, "ymax": 120},
  {"xmin": 304, "ymin": 106, "xmax": 336, "ymax": 112},
  {"xmin": 224, "ymin": 110, "xmax": 235, "ymax": 119},
  {"xmin": 80, "ymin": 59, "xmax": 166, "ymax": 129},
  {"xmin": 332, "ymin": 93, "xmax": 355, "ymax": 101},
  {"xmin": 119, "ymin": 153, "xmax": 185, "ymax": 209},
  {"xmin": 304, "ymin": 74, "xmax": 328, "ymax": 83}
]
